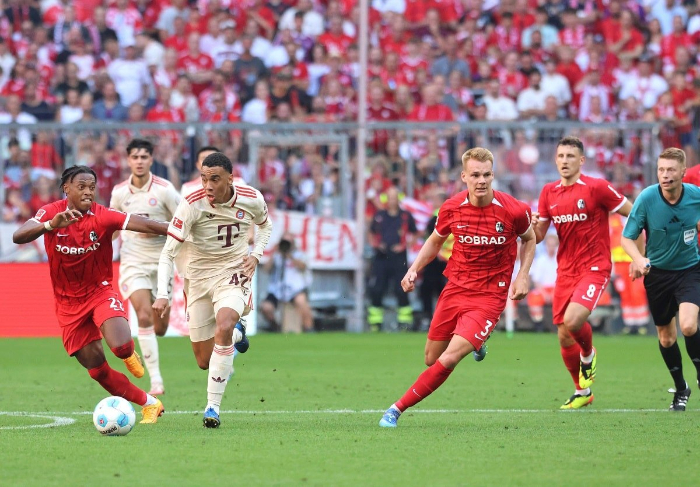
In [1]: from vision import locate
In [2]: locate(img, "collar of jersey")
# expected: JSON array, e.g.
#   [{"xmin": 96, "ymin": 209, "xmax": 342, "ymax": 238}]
[
  {"xmin": 210, "ymin": 185, "xmax": 237, "ymax": 208},
  {"xmin": 555, "ymin": 177, "xmax": 586, "ymax": 189},
  {"xmin": 128, "ymin": 173, "xmax": 153, "ymax": 193}
]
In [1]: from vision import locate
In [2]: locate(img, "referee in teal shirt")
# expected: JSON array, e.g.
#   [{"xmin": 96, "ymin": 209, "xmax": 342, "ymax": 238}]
[{"xmin": 622, "ymin": 148, "xmax": 700, "ymax": 412}]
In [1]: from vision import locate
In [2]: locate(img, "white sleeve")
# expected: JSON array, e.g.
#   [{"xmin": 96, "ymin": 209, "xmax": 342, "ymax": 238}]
[
  {"xmin": 251, "ymin": 196, "xmax": 272, "ymax": 261},
  {"xmin": 165, "ymin": 184, "xmax": 182, "ymax": 220},
  {"xmin": 156, "ymin": 202, "xmax": 192, "ymax": 301},
  {"xmin": 109, "ymin": 188, "xmax": 120, "ymax": 211}
]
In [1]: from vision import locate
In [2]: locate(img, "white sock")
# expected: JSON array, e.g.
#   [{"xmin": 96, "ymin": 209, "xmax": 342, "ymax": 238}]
[
  {"xmin": 138, "ymin": 326, "xmax": 162, "ymax": 385},
  {"xmin": 206, "ymin": 344, "xmax": 235, "ymax": 414},
  {"xmin": 575, "ymin": 388, "xmax": 591, "ymax": 396},
  {"xmin": 233, "ymin": 328, "xmax": 243, "ymax": 344},
  {"xmin": 144, "ymin": 394, "xmax": 158, "ymax": 406},
  {"xmin": 581, "ymin": 350, "xmax": 595, "ymax": 363},
  {"xmin": 391, "ymin": 403, "xmax": 402, "ymax": 414}
]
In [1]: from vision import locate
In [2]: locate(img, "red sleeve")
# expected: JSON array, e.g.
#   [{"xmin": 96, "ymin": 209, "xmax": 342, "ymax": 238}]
[
  {"xmin": 434, "ymin": 202, "xmax": 452, "ymax": 237},
  {"xmin": 30, "ymin": 202, "xmax": 60, "ymax": 224},
  {"xmin": 596, "ymin": 179, "xmax": 626, "ymax": 212},
  {"xmin": 537, "ymin": 185, "xmax": 550, "ymax": 220},
  {"xmin": 99, "ymin": 205, "xmax": 129, "ymax": 233},
  {"xmin": 513, "ymin": 201, "xmax": 531, "ymax": 236}
]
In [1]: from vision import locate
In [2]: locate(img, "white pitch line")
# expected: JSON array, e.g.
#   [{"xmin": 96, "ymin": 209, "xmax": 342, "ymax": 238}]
[
  {"xmin": 0, "ymin": 408, "xmax": 693, "ymax": 416},
  {"xmin": 0, "ymin": 412, "xmax": 76, "ymax": 430}
]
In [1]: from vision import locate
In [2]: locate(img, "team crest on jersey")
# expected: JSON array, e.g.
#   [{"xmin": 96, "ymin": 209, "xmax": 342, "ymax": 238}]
[
  {"xmin": 236, "ymin": 210, "xmax": 245, "ymax": 219},
  {"xmin": 495, "ymin": 222, "xmax": 504, "ymax": 233},
  {"xmin": 577, "ymin": 199, "xmax": 585, "ymax": 209},
  {"xmin": 121, "ymin": 283, "xmax": 128, "ymax": 292},
  {"xmin": 149, "ymin": 198, "xmax": 157, "ymax": 206},
  {"xmin": 89, "ymin": 231, "xmax": 98, "ymax": 242}
]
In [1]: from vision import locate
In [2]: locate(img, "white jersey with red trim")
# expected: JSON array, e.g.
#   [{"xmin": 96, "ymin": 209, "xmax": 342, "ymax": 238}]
[
  {"xmin": 156, "ymin": 184, "xmax": 272, "ymax": 298},
  {"xmin": 110, "ymin": 173, "xmax": 181, "ymax": 263}
]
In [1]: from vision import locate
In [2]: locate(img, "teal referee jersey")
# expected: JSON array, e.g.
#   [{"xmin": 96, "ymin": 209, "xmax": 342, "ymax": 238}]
[{"xmin": 623, "ymin": 184, "xmax": 700, "ymax": 270}]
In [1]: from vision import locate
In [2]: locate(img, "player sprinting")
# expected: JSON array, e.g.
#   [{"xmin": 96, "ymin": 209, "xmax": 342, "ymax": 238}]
[
  {"xmin": 532, "ymin": 136, "xmax": 632, "ymax": 409},
  {"xmin": 622, "ymin": 148, "xmax": 700, "ymax": 411},
  {"xmin": 379, "ymin": 148, "xmax": 536, "ymax": 428},
  {"xmin": 12, "ymin": 166, "xmax": 166, "ymax": 423},
  {"xmin": 110, "ymin": 139, "xmax": 181, "ymax": 396},
  {"xmin": 153, "ymin": 152, "xmax": 272, "ymax": 428}
]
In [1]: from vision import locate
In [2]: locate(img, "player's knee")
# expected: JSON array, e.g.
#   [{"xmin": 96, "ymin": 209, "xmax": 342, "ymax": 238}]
[
  {"xmin": 110, "ymin": 340, "xmax": 134, "ymax": 359},
  {"xmin": 678, "ymin": 319, "xmax": 697, "ymax": 337},
  {"xmin": 215, "ymin": 320, "xmax": 235, "ymax": 339},
  {"xmin": 136, "ymin": 310, "xmax": 153, "ymax": 327},
  {"xmin": 196, "ymin": 357, "xmax": 209, "ymax": 370},
  {"xmin": 154, "ymin": 323, "xmax": 168, "ymax": 337},
  {"xmin": 658, "ymin": 334, "xmax": 676, "ymax": 347},
  {"xmin": 424, "ymin": 353, "xmax": 437, "ymax": 367}
]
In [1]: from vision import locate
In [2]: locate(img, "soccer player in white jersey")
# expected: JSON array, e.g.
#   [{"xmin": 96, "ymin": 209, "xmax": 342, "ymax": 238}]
[
  {"xmin": 153, "ymin": 152, "xmax": 272, "ymax": 428},
  {"xmin": 111, "ymin": 139, "xmax": 181, "ymax": 396}
]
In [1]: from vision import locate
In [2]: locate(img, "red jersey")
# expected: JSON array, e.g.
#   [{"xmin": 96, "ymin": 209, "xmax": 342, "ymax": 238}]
[
  {"xmin": 538, "ymin": 174, "xmax": 626, "ymax": 278},
  {"xmin": 683, "ymin": 164, "xmax": 700, "ymax": 186},
  {"xmin": 30, "ymin": 201, "xmax": 129, "ymax": 305},
  {"xmin": 435, "ymin": 189, "xmax": 531, "ymax": 295}
]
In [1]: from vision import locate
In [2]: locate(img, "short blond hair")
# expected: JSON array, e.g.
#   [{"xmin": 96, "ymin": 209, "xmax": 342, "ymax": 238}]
[
  {"xmin": 461, "ymin": 147, "xmax": 494, "ymax": 168},
  {"xmin": 658, "ymin": 147, "xmax": 686, "ymax": 166}
]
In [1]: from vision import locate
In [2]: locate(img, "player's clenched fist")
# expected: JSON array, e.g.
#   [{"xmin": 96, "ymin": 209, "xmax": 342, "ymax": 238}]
[
  {"xmin": 401, "ymin": 269, "xmax": 418, "ymax": 293},
  {"xmin": 51, "ymin": 209, "xmax": 82, "ymax": 228},
  {"xmin": 530, "ymin": 211, "xmax": 540, "ymax": 228},
  {"xmin": 152, "ymin": 298, "xmax": 170, "ymax": 319},
  {"xmin": 509, "ymin": 275, "xmax": 529, "ymax": 300}
]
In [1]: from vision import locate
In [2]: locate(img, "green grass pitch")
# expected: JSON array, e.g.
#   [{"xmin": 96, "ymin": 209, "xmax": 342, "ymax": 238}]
[{"xmin": 1, "ymin": 332, "xmax": 699, "ymax": 486}]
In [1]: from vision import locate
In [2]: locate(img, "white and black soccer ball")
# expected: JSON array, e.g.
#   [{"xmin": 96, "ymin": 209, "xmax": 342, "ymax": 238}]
[{"xmin": 93, "ymin": 396, "xmax": 136, "ymax": 436}]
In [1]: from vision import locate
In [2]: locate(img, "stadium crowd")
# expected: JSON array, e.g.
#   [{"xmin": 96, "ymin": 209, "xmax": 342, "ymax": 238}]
[{"xmin": 1, "ymin": 0, "xmax": 699, "ymax": 227}]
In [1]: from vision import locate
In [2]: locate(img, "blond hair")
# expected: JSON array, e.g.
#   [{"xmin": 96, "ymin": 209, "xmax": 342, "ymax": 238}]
[
  {"xmin": 461, "ymin": 147, "xmax": 494, "ymax": 168},
  {"xmin": 658, "ymin": 147, "xmax": 686, "ymax": 166}
]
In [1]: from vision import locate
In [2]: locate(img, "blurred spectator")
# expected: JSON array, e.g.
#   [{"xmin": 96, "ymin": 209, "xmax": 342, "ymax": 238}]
[
  {"xmin": 233, "ymin": 35, "xmax": 268, "ymax": 103},
  {"xmin": 30, "ymin": 131, "xmax": 62, "ymax": 172},
  {"xmin": 28, "ymin": 175, "xmax": 59, "ymax": 215},
  {"xmin": 210, "ymin": 21, "xmax": 238, "ymax": 68},
  {"xmin": 541, "ymin": 56, "xmax": 572, "ymax": 109},
  {"xmin": 105, "ymin": 0, "xmax": 143, "ymax": 47},
  {"xmin": 430, "ymin": 34, "xmax": 470, "ymax": 79},
  {"xmin": 650, "ymin": 0, "xmax": 687, "ymax": 35},
  {"xmin": 56, "ymin": 87, "xmax": 84, "ymax": 123},
  {"xmin": 21, "ymin": 82, "xmax": 55, "ymax": 121},
  {"xmin": 278, "ymin": 0, "xmax": 324, "ymax": 38},
  {"xmin": 619, "ymin": 55, "xmax": 668, "ymax": 109},
  {"xmin": 136, "ymin": 31, "xmax": 165, "ymax": 70},
  {"xmin": 0, "ymin": 94, "xmax": 37, "ymax": 150},
  {"xmin": 517, "ymin": 69, "xmax": 547, "ymax": 119},
  {"xmin": 53, "ymin": 61, "xmax": 90, "ymax": 103},
  {"xmin": 92, "ymin": 79, "xmax": 127, "ymax": 122},
  {"xmin": 4, "ymin": 0, "xmax": 41, "ymax": 28},
  {"xmin": 90, "ymin": 6, "xmax": 118, "ymax": 47},
  {"xmin": 51, "ymin": 5, "xmax": 91, "ymax": 51},
  {"xmin": 522, "ymin": 7, "xmax": 558, "ymax": 49},
  {"xmin": 483, "ymin": 79, "xmax": 518, "ymax": 121},
  {"xmin": 260, "ymin": 232, "xmax": 314, "ymax": 333},
  {"xmin": 177, "ymin": 33, "xmax": 214, "ymax": 96},
  {"xmin": 3, "ymin": 187, "xmax": 31, "ymax": 223},
  {"xmin": 107, "ymin": 39, "xmax": 151, "ymax": 107},
  {"xmin": 241, "ymin": 79, "xmax": 270, "ymax": 124},
  {"xmin": 234, "ymin": 19, "xmax": 272, "ymax": 63},
  {"xmin": 155, "ymin": 0, "xmax": 189, "ymax": 38}
]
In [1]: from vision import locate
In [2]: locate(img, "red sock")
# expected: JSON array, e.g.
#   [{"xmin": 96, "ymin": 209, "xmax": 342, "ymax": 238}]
[
  {"xmin": 561, "ymin": 343, "xmax": 582, "ymax": 389},
  {"xmin": 111, "ymin": 341, "xmax": 135, "ymax": 359},
  {"xmin": 395, "ymin": 360, "xmax": 454, "ymax": 412},
  {"xmin": 88, "ymin": 362, "xmax": 147, "ymax": 406},
  {"xmin": 569, "ymin": 322, "xmax": 593, "ymax": 357}
]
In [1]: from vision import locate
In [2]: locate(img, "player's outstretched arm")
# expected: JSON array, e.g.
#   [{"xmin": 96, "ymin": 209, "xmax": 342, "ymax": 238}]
[
  {"xmin": 125, "ymin": 214, "xmax": 169, "ymax": 236},
  {"xmin": 401, "ymin": 231, "xmax": 447, "ymax": 293},
  {"xmin": 511, "ymin": 226, "xmax": 537, "ymax": 300},
  {"xmin": 531, "ymin": 211, "xmax": 550, "ymax": 244},
  {"xmin": 621, "ymin": 236, "xmax": 650, "ymax": 280},
  {"xmin": 12, "ymin": 209, "xmax": 82, "ymax": 244}
]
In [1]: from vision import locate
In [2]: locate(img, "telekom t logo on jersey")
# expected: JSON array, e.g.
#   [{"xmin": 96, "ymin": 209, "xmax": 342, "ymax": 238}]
[{"xmin": 218, "ymin": 223, "xmax": 241, "ymax": 248}]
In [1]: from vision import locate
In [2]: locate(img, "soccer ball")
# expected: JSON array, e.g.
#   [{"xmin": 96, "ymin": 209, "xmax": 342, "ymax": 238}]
[{"xmin": 93, "ymin": 396, "xmax": 136, "ymax": 436}]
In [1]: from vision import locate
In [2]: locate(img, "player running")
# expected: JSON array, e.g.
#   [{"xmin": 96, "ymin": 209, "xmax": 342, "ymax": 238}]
[
  {"xmin": 12, "ymin": 166, "xmax": 167, "ymax": 423},
  {"xmin": 153, "ymin": 152, "xmax": 272, "ymax": 428},
  {"xmin": 111, "ymin": 139, "xmax": 181, "ymax": 396},
  {"xmin": 532, "ymin": 136, "xmax": 633, "ymax": 409},
  {"xmin": 622, "ymin": 148, "xmax": 700, "ymax": 411},
  {"xmin": 379, "ymin": 147, "xmax": 536, "ymax": 428}
]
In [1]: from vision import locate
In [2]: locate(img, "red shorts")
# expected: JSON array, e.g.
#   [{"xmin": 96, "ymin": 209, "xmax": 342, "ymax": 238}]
[
  {"xmin": 56, "ymin": 290, "xmax": 128, "ymax": 356},
  {"xmin": 428, "ymin": 281, "xmax": 505, "ymax": 350},
  {"xmin": 552, "ymin": 272, "xmax": 610, "ymax": 325}
]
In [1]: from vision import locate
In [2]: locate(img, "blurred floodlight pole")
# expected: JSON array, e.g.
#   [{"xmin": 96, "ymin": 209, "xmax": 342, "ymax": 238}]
[{"xmin": 353, "ymin": 0, "xmax": 369, "ymax": 332}]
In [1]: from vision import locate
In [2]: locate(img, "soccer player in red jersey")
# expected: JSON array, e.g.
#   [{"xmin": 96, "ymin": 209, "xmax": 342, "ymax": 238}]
[
  {"xmin": 683, "ymin": 163, "xmax": 700, "ymax": 186},
  {"xmin": 379, "ymin": 148, "xmax": 537, "ymax": 428},
  {"xmin": 532, "ymin": 136, "xmax": 633, "ymax": 409},
  {"xmin": 12, "ymin": 166, "xmax": 169, "ymax": 423}
]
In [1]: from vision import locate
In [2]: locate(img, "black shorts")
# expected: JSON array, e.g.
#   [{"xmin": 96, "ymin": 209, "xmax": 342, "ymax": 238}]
[
  {"xmin": 644, "ymin": 262, "xmax": 700, "ymax": 326},
  {"xmin": 265, "ymin": 290, "xmax": 308, "ymax": 308}
]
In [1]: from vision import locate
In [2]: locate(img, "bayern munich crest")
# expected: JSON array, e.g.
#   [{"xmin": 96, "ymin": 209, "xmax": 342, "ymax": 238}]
[
  {"xmin": 577, "ymin": 199, "xmax": 585, "ymax": 209},
  {"xmin": 236, "ymin": 210, "xmax": 245, "ymax": 219},
  {"xmin": 149, "ymin": 198, "xmax": 157, "ymax": 206},
  {"xmin": 495, "ymin": 222, "xmax": 504, "ymax": 233}
]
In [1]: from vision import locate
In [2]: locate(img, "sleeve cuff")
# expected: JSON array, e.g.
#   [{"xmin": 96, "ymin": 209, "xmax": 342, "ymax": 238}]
[
  {"xmin": 610, "ymin": 197, "xmax": 627, "ymax": 214},
  {"xmin": 434, "ymin": 228, "xmax": 449, "ymax": 238},
  {"xmin": 167, "ymin": 232, "xmax": 184, "ymax": 242},
  {"xmin": 121, "ymin": 213, "xmax": 131, "ymax": 230}
]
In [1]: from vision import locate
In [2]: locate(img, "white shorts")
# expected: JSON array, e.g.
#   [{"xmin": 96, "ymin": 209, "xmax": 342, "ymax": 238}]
[
  {"xmin": 118, "ymin": 262, "xmax": 173, "ymax": 301},
  {"xmin": 184, "ymin": 272, "xmax": 252, "ymax": 343}
]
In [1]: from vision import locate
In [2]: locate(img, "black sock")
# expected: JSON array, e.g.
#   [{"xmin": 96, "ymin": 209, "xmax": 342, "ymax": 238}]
[
  {"xmin": 659, "ymin": 341, "xmax": 686, "ymax": 391},
  {"xmin": 683, "ymin": 329, "xmax": 700, "ymax": 385}
]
